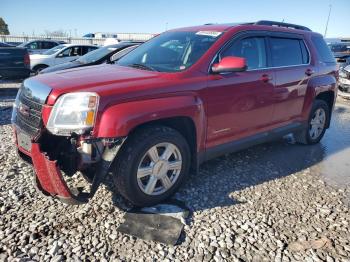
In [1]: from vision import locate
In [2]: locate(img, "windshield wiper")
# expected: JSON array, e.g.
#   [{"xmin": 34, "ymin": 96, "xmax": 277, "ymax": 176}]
[{"xmin": 128, "ymin": 63, "xmax": 157, "ymax": 71}]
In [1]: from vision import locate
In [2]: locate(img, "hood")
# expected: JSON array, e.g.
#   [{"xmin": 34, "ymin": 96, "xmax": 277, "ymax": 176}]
[
  {"xmin": 40, "ymin": 61, "xmax": 81, "ymax": 74},
  {"xmin": 33, "ymin": 64, "xmax": 171, "ymax": 105}
]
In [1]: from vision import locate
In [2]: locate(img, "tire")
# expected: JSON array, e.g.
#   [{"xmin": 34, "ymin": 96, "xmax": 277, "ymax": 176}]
[
  {"xmin": 113, "ymin": 125, "xmax": 191, "ymax": 207},
  {"xmin": 33, "ymin": 65, "xmax": 48, "ymax": 75},
  {"xmin": 294, "ymin": 99, "xmax": 330, "ymax": 145}
]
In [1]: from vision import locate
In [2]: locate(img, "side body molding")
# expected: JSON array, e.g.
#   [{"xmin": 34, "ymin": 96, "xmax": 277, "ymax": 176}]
[{"xmin": 95, "ymin": 95, "xmax": 206, "ymax": 151}]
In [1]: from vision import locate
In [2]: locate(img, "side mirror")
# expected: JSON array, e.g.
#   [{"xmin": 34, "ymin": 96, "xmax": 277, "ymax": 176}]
[
  {"xmin": 57, "ymin": 53, "xmax": 64, "ymax": 58},
  {"xmin": 212, "ymin": 56, "xmax": 247, "ymax": 73}
]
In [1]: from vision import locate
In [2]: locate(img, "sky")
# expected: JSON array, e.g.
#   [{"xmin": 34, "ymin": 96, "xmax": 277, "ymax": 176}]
[{"xmin": 1, "ymin": 0, "xmax": 349, "ymax": 38}]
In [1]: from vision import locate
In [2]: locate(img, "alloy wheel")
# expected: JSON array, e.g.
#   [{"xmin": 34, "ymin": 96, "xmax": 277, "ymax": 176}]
[
  {"xmin": 137, "ymin": 142, "xmax": 182, "ymax": 195},
  {"xmin": 309, "ymin": 108, "xmax": 326, "ymax": 140}
]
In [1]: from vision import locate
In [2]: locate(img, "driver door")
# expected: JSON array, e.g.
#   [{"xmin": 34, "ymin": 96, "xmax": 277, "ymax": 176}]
[{"xmin": 204, "ymin": 35, "xmax": 275, "ymax": 148}]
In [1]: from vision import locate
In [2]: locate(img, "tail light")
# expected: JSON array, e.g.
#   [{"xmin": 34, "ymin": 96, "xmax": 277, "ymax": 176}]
[{"xmin": 24, "ymin": 53, "xmax": 30, "ymax": 67}]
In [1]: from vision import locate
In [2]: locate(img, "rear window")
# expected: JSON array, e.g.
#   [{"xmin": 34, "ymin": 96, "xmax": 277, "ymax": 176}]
[
  {"xmin": 311, "ymin": 36, "xmax": 335, "ymax": 63},
  {"xmin": 270, "ymin": 38, "xmax": 309, "ymax": 67}
]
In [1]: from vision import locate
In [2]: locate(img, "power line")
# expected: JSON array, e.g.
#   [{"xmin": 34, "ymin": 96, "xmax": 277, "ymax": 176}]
[{"xmin": 324, "ymin": 4, "xmax": 332, "ymax": 37}]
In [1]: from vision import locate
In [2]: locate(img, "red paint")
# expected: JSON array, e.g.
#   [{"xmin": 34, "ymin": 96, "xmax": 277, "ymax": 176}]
[
  {"xmin": 212, "ymin": 56, "xmax": 247, "ymax": 73},
  {"xmin": 14, "ymin": 23, "xmax": 338, "ymax": 202},
  {"xmin": 31, "ymin": 143, "xmax": 71, "ymax": 198}
]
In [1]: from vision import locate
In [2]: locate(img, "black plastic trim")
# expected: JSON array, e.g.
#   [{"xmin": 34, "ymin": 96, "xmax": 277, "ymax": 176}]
[{"xmin": 199, "ymin": 122, "xmax": 305, "ymax": 164}]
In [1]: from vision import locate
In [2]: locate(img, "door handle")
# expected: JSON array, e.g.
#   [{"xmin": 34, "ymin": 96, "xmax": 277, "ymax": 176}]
[
  {"xmin": 261, "ymin": 74, "xmax": 272, "ymax": 82},
  {"xmin": 305, "ymin": 69, "xmax": 315, "ymax": 76}
]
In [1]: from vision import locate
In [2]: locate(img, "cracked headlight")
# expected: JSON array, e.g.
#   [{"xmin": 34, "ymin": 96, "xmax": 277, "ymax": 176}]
[{"xmin": 47, "ymin": 92, "xmax": 99, "ymax": 136}]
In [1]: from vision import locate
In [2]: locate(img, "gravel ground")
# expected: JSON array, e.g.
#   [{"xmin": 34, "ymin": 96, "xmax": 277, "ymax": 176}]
[{"xmin": 0, "ymin": 86, "xmax": 350, "ymax": 261}]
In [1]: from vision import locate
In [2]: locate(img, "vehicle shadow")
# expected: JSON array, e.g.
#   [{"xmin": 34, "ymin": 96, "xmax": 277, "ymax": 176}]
[
  {"xmin": 106, "ymin": 138, "xmax": 327, "ymax": 209},
  {"xmin": 106, "ymin": 102, "xmax": 350, "ymax": 214},
  {"xmin": 105, "ymin": 138, "xmax": 328, "ymax": 244}
]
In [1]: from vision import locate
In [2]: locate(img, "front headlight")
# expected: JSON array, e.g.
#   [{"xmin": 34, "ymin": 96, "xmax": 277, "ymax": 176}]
[{"xmin": 46, "ymin": 92, "xmax": 99, "ymax": 136}]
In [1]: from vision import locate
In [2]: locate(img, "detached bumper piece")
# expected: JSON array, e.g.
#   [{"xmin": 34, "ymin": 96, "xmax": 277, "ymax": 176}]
[{"xmin": 31, "ymin": 142, "xmax": 122, "ymax": 205}]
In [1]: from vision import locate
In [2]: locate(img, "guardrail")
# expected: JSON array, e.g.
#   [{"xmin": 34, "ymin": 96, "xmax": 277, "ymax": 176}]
[{"xmin": 0, "ymin": 33, "xmax": 156, "ymax": 45}]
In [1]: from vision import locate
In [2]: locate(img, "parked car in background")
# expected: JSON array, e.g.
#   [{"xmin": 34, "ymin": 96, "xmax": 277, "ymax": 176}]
[
  {"xmin": 12, "ymin": 21, "xmax": 337, "ymax": 207},
  {"xmin": 17, "ymin": 40, "xmax": 65, "ymax": 54},
  {"xmin": 0, "ymin": 42, "xmax": 14, "ymax": 47},
  {"xmin": 328, "ymin": 42, "xmax": 350, "ymax": 68},
  {"xmin": 0, "ymin": 47, "xmax": 30, "ymax": 79},
  {"xmin": 40, "ymin": 42, "xmax": 140, "ymax": 74},
  {"xmin": 30, "ymin": 44, "xmax": 99, "ymax": 74},
  {"xmin": 339, "ymin": 65, "xmax": 350, "ymax": 98}
]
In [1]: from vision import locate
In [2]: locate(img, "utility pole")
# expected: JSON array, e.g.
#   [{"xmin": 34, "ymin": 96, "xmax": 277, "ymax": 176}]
[{"xmin": 324, "ymin": 4, "xmax": 332, "ymax": 37}]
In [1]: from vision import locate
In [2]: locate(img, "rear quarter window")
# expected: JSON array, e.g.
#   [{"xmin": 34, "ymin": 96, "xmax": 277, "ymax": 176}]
[{"xmin": 311, "ymin": 36, "xmax": 335, "ymax": 64}]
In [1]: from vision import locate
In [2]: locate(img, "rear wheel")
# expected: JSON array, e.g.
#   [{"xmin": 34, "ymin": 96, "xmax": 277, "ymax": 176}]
[
  {"xmin": 294, "ymin": 99, "xmax": 330, "ymax": 145},
  {"xmin": 113, "ymin": 126, "xmax": 191, "ymax": 207},
  {"xmin": 33, "ymin": 65, "xmax": 48, "ymax": 75}
]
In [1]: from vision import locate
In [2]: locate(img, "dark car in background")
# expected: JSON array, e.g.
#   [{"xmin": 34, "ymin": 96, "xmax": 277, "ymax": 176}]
[
  {"xmin": 0, "ymin": 47, "xmax": 30, "ymax": 79},
  {"xmin": 0, "ymin": 42, "xmax": 14, "ymax": 47},
  {"xmin": 17, "ymin": 40, "xmax": 65, "ymax": 54},
  {"xmin": 328, "ymin": 42, "xmax": 350, "ymax": 68},
  {"xmin": 40, "ymin": 42, "xmax": 140, "ymax": 74}
]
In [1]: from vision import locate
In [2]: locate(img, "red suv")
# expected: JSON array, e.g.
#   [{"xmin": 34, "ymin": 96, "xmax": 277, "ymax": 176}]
[{"xmin": 12, "ymin": 21, "xmax": 337, "ymax": 206}]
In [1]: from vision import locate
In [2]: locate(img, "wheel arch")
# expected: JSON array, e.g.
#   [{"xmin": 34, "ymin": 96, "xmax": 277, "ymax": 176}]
[
  {"xmin": 32, "ymin": 64, "xmax": 49, "ymax": 71},
  {"xmin": 94, "ymin": 95, "xmax": 206, "ymax": 170},
  {"xmin": 303, "ymin": 75, "xmax": 337, "ymax": 127},
  {"xmin": 128, "ymin": 116, "xmax": 198, "ymax": 171}
]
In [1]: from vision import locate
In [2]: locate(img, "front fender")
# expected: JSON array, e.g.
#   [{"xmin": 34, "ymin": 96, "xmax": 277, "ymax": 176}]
[{"xmin": 94, "ymin": 95, "xmax": 206, "ymax": 150}]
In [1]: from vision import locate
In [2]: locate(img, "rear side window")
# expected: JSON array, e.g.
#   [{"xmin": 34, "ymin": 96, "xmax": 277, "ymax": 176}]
[
  {"xmin": 42, "ymin": 41, "xmax": 57, "ymax": 49},
  {"xmin": 82, "ymin": 46, "xmax": 98, "ymax": 54},
  {"xmin": 221, "ymin": 37, "xmax": 267, "ymax": 70},
  {"xmin": 311, "ymin": 36, "xmax": 335, "ymax": 63},
  {"xmin": 270, "ymin": 38, "xmax": 309, "ymax": 67}
]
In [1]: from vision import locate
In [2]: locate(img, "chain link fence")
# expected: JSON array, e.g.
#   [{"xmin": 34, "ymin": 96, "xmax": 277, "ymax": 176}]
[{"xmin": 0, "ymin": 33, "xmax": 156, "ymax": 46}]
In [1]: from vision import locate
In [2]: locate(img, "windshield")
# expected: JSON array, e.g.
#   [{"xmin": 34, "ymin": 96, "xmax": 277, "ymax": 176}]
[
  {"xmin": 117, "ymin": 31, "xmax": 223, "ymax": 72},
  {"xmin": 43, "ymin": 45, "xmax": 66, "ymax": 55},
  {"xmin": 329, "ymin": 44, "xmax": 350, "ymax": 53},
  {"xmin": 77, "ymin": 46, "xmax": 118, "ymax": 64}
]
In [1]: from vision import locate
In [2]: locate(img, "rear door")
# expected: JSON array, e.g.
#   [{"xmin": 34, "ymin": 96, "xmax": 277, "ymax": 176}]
[{"xmin": 268, "ymin": 34, "xmax": 314, "ymax": 124}]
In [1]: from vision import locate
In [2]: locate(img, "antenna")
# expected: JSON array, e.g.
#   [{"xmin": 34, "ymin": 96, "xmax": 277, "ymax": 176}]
[{"xmin": 324, "ymin": 4, "xmax": 332, "ymax": 37}]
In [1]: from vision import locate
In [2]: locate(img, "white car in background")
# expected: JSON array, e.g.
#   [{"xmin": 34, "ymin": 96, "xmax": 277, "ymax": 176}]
[{"xmin": 30, "ymin": 44, "xmax": 98, "ymax": 74}]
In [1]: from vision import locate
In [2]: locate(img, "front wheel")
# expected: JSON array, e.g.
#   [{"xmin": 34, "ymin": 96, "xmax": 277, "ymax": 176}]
[
  {"xmin": 294, "ymin": 99, "xmax": 330, "ymax": 145},
  {"xmin": 113, "ymin": 126, "xmax": 191, "ymax": 207}
]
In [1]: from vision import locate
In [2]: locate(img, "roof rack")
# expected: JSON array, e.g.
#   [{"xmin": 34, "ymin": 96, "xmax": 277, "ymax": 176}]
[{"xmin": 255, "ymin": 20, "xmax": 312, "ymax": 31}]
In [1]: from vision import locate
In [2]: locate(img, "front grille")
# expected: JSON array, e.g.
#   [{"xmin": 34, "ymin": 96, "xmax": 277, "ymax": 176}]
[{"xmin": 14, "ymin": 90, "xmax": 44, "ymax": 138}]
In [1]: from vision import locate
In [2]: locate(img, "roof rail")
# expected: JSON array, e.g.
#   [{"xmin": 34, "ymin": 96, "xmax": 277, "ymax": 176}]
[{"xmin": 255, "ymin": 20, "xmax": 312, "ymax": 31}]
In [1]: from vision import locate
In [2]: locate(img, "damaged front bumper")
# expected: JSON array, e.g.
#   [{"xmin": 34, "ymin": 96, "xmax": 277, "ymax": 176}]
[{"xmin": 15, "ymin": 128, "xmax": 125, "ymax": 205}]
